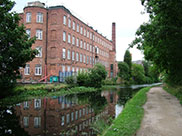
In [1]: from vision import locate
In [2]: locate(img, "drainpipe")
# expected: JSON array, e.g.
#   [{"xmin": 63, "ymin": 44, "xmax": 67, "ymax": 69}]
[{"xmin": 45, "ymin": 10, "xmax": 48, "ymax": 82}]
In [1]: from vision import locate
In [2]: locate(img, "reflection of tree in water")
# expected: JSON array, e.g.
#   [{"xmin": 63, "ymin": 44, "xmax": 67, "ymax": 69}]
[
  {"xmin": 0, "ymin": 106, "xmax": 30, "ymax": 136},
  {"xmin": 117, "ymin": 88, "xmax": 141, "ymax": 106},
  {"xmin": 77, "ymin": 91, "xmax": 107, "ymax": 114}
]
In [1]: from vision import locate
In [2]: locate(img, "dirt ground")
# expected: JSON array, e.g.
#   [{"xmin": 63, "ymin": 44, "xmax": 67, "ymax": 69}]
[{"xmin": 136, "ymin": 86, "xmax": 182, "ymax": 136}]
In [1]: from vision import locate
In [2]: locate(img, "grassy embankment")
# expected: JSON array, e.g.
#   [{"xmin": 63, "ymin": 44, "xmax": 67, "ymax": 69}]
[
  {"xmin": 102, "ymin": 87, "xmax": 151, "ymax": 136},
  {"xmin": 163, "ymin": 85, "xmax": 182, "ymax": 104},
  {"xmin": 0, "ymin": 84, "xmax": 97, "ymax": 106}
]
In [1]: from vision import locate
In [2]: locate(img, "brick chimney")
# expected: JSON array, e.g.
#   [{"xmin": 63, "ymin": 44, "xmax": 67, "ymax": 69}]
[{"xmin": 112, "ymin": 22, "xmax": 116, "ymax": 52}]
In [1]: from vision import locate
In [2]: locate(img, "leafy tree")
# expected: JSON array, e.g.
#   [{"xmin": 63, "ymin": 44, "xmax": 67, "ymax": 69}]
[
  {"xmin": 118, "ymin": 62, "xmax": 130, "ymax": 81},
  {"xmin": 132, "ymin": 64, "xmax": 146, "ymax": 84},
  {"xmin": 0, "ymin": 0, "xmax": 36, "ymax": 98},
  {"xmin": 77, "ymin": 71, "xmax": 90, "ymax": 87},
  {"xmin": 124, "ymin": 50, "xmax": 132, "ymax": 75},
  {"xmin": 143, "ymin": 61, "xmax": 150, "ymax": 77},
  {"xmin": 130, "ymin": 0, "xmax": 182, "ymax": 85},
  {"xmin": 89, "ymin": 63, "xmax": 107, "ymax": 88}
]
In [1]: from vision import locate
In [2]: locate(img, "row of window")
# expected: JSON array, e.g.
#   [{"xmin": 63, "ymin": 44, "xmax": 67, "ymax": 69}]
[
  {"xmin": 26, "ymin": 29, "xmax": 43, "ymax": 40},
  {"xmin": 63, "ymin": 15, "xmax": 112, "ymax": 50},
  {"xmin": 24, "ymin": 64, "xmax": 42, "ymax": 75},
  {"xmin": 26, "ymin": 12, "xmax": 43, "ymax": 23},
  {"xmin": 23, "ymin": 116, "xmax": 41, "ymax": 128},
  {"xmin": 62, "ymin": 48, "xmax": 95, "ymax": 65},
  {"xmin": 23, "ymin": 99, "xmax": 41, "ymax": 109},
  {"xmin": 61, "ymin": 107, "xmax": 94, "ymax": 126}
]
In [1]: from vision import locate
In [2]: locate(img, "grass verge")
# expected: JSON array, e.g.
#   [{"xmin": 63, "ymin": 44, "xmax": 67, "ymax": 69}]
[
  {"xmin": 0, "ymin": 86, "xmax": 97, "ymax": 106},
  {"xmin": 163, "ymin": 85, "xmax": 182, "ymax": 104},
  {"xmin": 102, "ymin": 87, "xmax": 151, "ymax": 136}
]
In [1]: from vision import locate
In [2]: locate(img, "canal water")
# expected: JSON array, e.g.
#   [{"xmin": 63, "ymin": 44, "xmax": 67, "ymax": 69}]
[{"xmin": 0, "ymin": 84, "xmax": 160, "ymax": 136}]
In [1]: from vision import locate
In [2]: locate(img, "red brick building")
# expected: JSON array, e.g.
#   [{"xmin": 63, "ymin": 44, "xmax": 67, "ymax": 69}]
[{"xmin": 19, "ymin": 1, "xmax": 117, "ymax": 82}]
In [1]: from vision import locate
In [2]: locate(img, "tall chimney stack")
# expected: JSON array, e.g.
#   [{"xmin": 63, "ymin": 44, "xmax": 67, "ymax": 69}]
[{"xmin": 112, "ymin": 22, "xmax": 116, "ymax": 52}]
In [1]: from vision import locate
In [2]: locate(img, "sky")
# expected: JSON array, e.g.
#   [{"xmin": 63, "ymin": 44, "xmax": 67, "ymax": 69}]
[{"xmin": 13, "ymin": 0, "xmax": 149, "ymax": 61}]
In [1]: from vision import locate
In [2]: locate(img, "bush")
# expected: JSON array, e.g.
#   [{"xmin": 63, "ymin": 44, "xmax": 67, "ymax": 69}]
[
  {"xmin": 65, "ymin": 76, "xmax": 75, "ymax": 85},
  {"xmin": 77, "ymin": 71, "xmax": 90, "ymax": 87}
]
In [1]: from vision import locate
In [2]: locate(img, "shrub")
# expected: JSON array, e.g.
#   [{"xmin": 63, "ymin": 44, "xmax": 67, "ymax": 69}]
[
  {"xmin": 77, "ymin": 71, "xmax": 90, "ymax": 87},
  {"xmin": 65, "ymin": 76, "xmax": 75, "ymax": 85}
]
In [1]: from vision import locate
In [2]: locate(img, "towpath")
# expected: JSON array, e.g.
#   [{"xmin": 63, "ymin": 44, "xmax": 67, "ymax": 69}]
[{"xmin": 136, "ymin": 86, "xmax": 182, "ymax": 136}]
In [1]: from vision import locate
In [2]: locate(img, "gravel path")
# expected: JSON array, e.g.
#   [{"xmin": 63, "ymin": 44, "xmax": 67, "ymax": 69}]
[{"xmin": 136, "ymin": 86, "xmax": 182, "ymax": 136}]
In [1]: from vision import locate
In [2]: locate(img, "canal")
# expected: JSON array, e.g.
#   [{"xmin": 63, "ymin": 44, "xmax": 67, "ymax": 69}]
[{"xmin": 0, "ymin": 84, "xmax": 160, "ymax": 136}]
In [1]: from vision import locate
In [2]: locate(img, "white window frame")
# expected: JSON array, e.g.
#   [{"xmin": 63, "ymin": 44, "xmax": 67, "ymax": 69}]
[
  {"xmin": 84, "ymin": 42, "xmax": 86, "ymax": 49},
  {"xmin": 67, "ymin": 49, "xmax": 70, "ymax": 60},
  {"xmin": 66, "ymin": 113, "xmax": 70, "ymax": 124},
  {"xmin": 84, "ymin": 28, "xmax": 86, "ymax": 36},
  {"xmin": 80, "ymin": 27, "xmax": 83, "ymax": 34},
  {"xmin": 26, "ymin": 12, "xmax": 31, "ymax": 23},
  {"xmin": 34, "ymin": 99, "xmax": 41, "ymax": 108},
  {"xmin": 76, "ymin": 38, "xmax": 79, "ymax": 47},
  {"xmin": 35, "ymin": 47, "xmax": 42, "ymax": 57},
  {"xmin": 34, "ymin": 117, "xmax": 41, "ymax": 128},
  {"xmin": 62, "ymin": 48, "xmax": 66, "ymax": 59},
  {"xmin": 80, "ymin": 54, "xmax": 82, "ymax": 62},
  {"xmin": 80, "ymin": 40, "xmax": 83, "ymax": 48},
  {"xmin": 35, "ymin": 65, "xmax": 42, "ymax": 75},
  {"xmin": 76, "ymin": 52, "xmax": 79, "ymax": 62},
  {"xmin": 72, "ymin": 51, "xmax": 75, "ymax": 61},
  {"xmin": 68, "ymin": 18, "xmax": 71, "ymax": 28},
  {"xmin": 61, "ymin": 116, "xmax": 65, "ymax": 126},
  {"xmin": 26, "ymin": 29, "xmax": 31, "ymax": 38},
  {"xmin": 73, "ymin": 21, "xmax": 75, "ymax": 30},
  {"xmin": 63, "ymin": 15, "xmax": 67, "ymax": 25},
  {"xmin": 72, "ymin": 36, "xmax": 75, "ymax": 45},
  {"xmin": 36, "ymin": 29, "xmax": 42, "ymax": 40},
  {"xmin": 23, "ymin": 117, "xmax": 29, "ymax": 127},
  {"xmin": 63, "ymin": 31, "xmax": 66, "ymax": 42},
  {"xmin": 83, "ymin": 55, "xmax": 86, "ymax": 63},
  {"xmin": 77, "ymin": 23, "xmax": 79, "ymax": 32},
  {"xmin": 36, "ymin": 12, "xmax": 43, "ymax": 23},
  {"xmin": 24, "ymin": 64, "xmax": 30, "ymax": 75},
  {"xmin": 68, "ymin": 34, "xmax": 71, "ymax": 43}
]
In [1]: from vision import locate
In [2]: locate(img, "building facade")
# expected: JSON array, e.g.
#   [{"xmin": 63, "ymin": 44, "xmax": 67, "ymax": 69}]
[{"xmin": 19, "ymin": 1, "xmax": 117, "ymax": 82}]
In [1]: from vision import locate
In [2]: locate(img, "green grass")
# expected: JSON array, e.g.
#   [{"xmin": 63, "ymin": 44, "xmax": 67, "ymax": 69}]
[
  {"xmin": 102, "ymin": 87, "xmax": 151, "ymax": 136},
  {"xmin": 163, "ymin": 85, "xmax": 182, "ymax": 105},
  {"xmin": 0, "ymin": 86, "xmax": 97, "ymax": 106}
]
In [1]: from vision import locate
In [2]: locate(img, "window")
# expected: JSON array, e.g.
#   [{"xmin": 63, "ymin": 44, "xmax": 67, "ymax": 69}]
[
  {"xmin": 79, "ymin": 109, "xmax": 82, "ymax": 118},
  {"xmin": 72, "ymin": 67, "xmax": 75, "ymax": 73},
  {"xmin": 23, "ymin": 117, "xmax": 29, "ymax": 127},
  {"xmin": 62, "ymin": 48, "xmax": 66, "ymax": 59},
  {"xmin": 80, "ymin": 40, "xmax": 83, "ymax": 48},
  {"xmin": 72, "ymin": 51, "xmax": 75, "ymax": 61},
  {"xmin": 34, "ymin": 99, "xmax": 41, "ymax": 108},
  {"xmin": 83, "ymin": 108, "xmax": 85, "ymax": 116},
  {"xmin": 63, "ymin": 31, "xmax": 66, "ymax": 42},
  {"xmin": 26, "ymin": 12, "xmax": 31, "ymax": 23},
  {"xmin": 71, "ymin": 112, "xmax": 74, "ymax": 121},
  {"xmin": 73, "ymin": 21, "xmax": 75, "ymax": 30},
  {"xmin": 80, "ymin": 54, "xmax": 82, "ymax": 62},
  {"xmin": 90, "ymin": 45, "xmax": 92, "ymax": 52},
  {"xmin": 93, "ymin": 57, "xmax": 95, "ymax": 64},
  {"xmin": 67, "ymin": 50, "xmax": 71, "ymax": 60},
  {"xmin": 90, "ymin": 32, "xmax": 92, "ymax": 39},
  {"xmin": 66, "ymin": 113, "xmax": 70, "ymax": 124},
  {"xmin": 67, "ymin": 66, "xmax": 71, "ymax": 72},
  {"xmin": 26, "ymin": 29, "xmax": 31, "ymax": 38},
  {"xmin": 35, "ymin": 65, "xmax": 42, "ymax": 75},
  {"xmin": 90, "ymin": 56, "xmax": 92, "ymax": 64},
  {"xmin": 75, "ymin": 111, "xmax": 78, "ymax": 120},
  {"xmin": 36, "ymin": 29, "xmax": 43, "ymax": 40},
  {"xmin": 80, "ymin": 27, "xmax": 83, "ymax": 34},
  {"xmin": 87, "ymin": 43, "xmax": 89, "ymax": 50},
  {"xmin": 24, "ymin": 64, "xmax": 30, "ymax": 75},
  {"xmin": 63, "ymin": 15, "xmax": 67, "ymax": 25},
  {"xmin": 34, "ymin": 117, "xmax": 41, "ymax": 128},
  {"xmin": 84, "ymin": 42, "xmax": 86, "ymax": 49},
  {"xmin": 77, "ymin": 24, "xmax": 79, "ymax": 32},
  {"xmin": 93, "ymin": 46, "xmax": 95, "ymax": 53},
  {"xmin": 68, "ymin": 34, "xmax": 71, "ymax": 43},
  {"xmin": 76, "ymin": 38, "xmax": 79, "ymax": 47},
  {"xmin": 83, "ymin": 55, "xmax": 86, "ymax": 63},
  {"xmin": 23, "ymin": 101, "xmax": 29, "ymax": 108},
  {"xmin": 62, "ymin": 65, "xmax": 65, "ymax": 72},
  {"xmin": 68, "ymin": 18, "xmax": 71, "ymax": 28},
  {"xmin": 72, "ymin": 36, "xmax": 75, "ymax": 45},
  {"xmin": 35, "ymin": 47, "xmax": 42, "ymax": 57},
  {"xmin": 87, "ymin": 31, "xmax": 89, "ymax": 38},
  {"xmin": 37, "ymin": 12, "xmax": 43, "ymax": 23},
  {"xmin": 76, "ymin": 52, "xmax": 79, "ymax": 62},
  {"xmin": 61, "ymin": 116, "xmax": 65, "ymax": 126},
  {"xmin": 87, "ymin": 56, "xmax": 89, "ymax": 64},
  {"xmin": 84, "ymin": 28, "xmax": 86, "ymax": 36}
]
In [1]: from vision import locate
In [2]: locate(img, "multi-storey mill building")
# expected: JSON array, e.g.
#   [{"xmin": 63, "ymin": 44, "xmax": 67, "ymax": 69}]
[{"xmin": 19, "ymin": 1, "xmax": 117, "ymax": 82}]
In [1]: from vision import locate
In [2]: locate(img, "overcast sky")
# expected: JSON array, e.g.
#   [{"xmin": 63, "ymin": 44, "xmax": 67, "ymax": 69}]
[{"xmin": 13, "ymin": 0, "xmax": 149, "ymax": 61}]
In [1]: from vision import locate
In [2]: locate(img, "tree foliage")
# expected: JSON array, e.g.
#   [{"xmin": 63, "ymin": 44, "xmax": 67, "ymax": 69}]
[
  {"xmin": 124, "ymin": 50, "xmax": 132, "ymax": 75},
  {"xmin": 132, "ymin": 64, "xmax": 146, "ymax": 84},
  {"xmin": 0, "ymin": 0, "xmax": 36, "ymax": 98},
  {"xmin": 118, "ymin": 62, "xmax": 130, "ymax": 81},
  {"xmin": 130, "ymin": 0, "xmax": 182, "ymax": 85}
]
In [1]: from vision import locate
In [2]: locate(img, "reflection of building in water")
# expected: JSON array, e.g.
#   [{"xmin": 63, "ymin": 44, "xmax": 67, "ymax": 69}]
[{"xmin": 14, "ymin": 91, "xmax": 118, "ymax": 136}]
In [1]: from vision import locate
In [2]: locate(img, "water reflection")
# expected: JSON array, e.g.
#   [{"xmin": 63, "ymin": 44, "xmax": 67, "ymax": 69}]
[{"xmin": 0, "ymin": 87, "xmax": 142, "ymax": 136}]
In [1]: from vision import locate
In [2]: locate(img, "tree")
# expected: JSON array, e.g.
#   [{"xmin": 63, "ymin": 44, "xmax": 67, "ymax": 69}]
[
  {"xmin": 118, "ymin": 62, "xmax": 130, "ymax": 81},
  {"xmin": 124, "ymin": 50, "xmax": 132, "ymax": 76},
  {"xmin": 89, "ymin": 63, "xmax": 107, "ymax": 88},
  {"xmin": 132, "ymin": 64, "xmax": 146, "ymax": 84},
  {"xmin": 130, "ymin": 0, "xmax": 182, "ymax": 85},
  {"xmin": 0, "ymin": 0, "xmax": 36, "ymax": 98}
]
